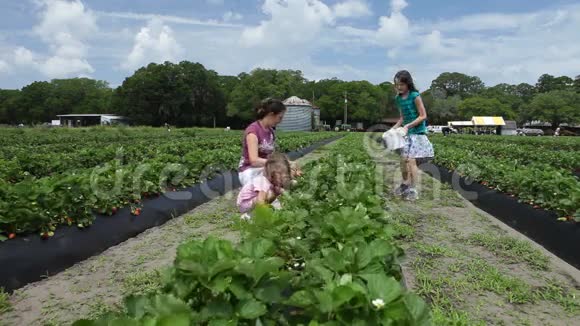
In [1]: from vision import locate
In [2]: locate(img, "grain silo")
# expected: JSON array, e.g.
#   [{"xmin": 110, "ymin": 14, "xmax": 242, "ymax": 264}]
[{"xmin": 278, "ymin": 96, "xmax": 313, "ymax": 131}]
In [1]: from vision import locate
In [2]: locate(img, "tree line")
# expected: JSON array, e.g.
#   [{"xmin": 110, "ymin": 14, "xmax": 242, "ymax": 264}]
[{"xmin": 0, "ymin": 60, "xmax": 579, "ymax": 128}]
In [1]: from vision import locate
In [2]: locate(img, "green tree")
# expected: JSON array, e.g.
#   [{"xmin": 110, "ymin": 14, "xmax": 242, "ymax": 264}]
[
  {"xmin": 113, "ymin": 61, "xmax": 225, "ymax": 126},
  {"xmin": 226, "ymin": 69, "xmax": 307, "ymax": 122},
  {"xmin": 16, "ymin": 81, "xmax": 54, "ymax": 123},
  {"xmin": 430, "ymin": 72, "xmax": 485, "ymax": 99},
  {"xmin": 0, "ymin": 89, "xmax": 21, "ymax": 124},
  {"xmin": 528, "ymin": 90, "xmax": 580, "ymax": 127},
  {"xmin": 458, "ymin": 97, "xmax": 515, "ymax": 120},
  {"xmin": 431, "ymin": 95, "xmax": 462, "ymax": 124},
  {"xmin": 536, "ymin": 74, "xmax": 574, "ymax": 93}
]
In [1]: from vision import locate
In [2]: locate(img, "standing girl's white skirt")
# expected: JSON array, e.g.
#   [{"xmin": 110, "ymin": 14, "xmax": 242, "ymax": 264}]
[
  {"xmin": 401, "ymin": 134, "xmax": 434, "ymax": 159},
  {"xmin": 238, "ymin": 167, "xmax": 264, "ymax": 186}
]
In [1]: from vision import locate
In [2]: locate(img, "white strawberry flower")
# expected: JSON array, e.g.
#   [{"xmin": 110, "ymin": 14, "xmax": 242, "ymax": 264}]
[{"xmin": 372, "ymin": 298, "xmax": 385, "ymax": 309}]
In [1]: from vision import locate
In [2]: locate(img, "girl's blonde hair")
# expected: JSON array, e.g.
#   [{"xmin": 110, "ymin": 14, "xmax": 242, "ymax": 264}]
[{"xmin": 264, "ymin": 153, "xmax": 291, "ymax": 187}]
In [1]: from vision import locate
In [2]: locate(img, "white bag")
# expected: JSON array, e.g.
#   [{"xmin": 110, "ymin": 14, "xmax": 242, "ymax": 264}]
[{"xmin": 382, "ymin": 128, "xmax": 407, "ymax": 151}]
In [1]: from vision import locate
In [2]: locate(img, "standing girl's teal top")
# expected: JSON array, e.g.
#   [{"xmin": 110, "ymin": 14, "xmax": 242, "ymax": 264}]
[{"xmin": 395, "ymin": 91, "xmax": 427, "ymax": 135}]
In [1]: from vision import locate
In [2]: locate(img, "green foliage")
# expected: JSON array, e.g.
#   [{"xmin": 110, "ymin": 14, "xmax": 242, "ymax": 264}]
[
  {"xmin": 528, "ymin": 90, "xmax": 580, "ymax": 127},
  {"xmin": 458, "ymin": 97, "xmax": 516, "ymax": 120},
  {"xmin": 113, "ymin": 61, "xmax": 225, "ymax": 127},
  {"xmin": 430, "ymin": 72, "xmax": 485, "ymax": 99},
  {"xmin": 0, "ymin": 128, "xmax": 337, "ymax": 237},
  {"xmin": 432, "ymin": 135, "xmax": 580, "ymax": 218},
  {"xmin": 74, "ymin": 134, "xmax": 431, "ymax": 325}
]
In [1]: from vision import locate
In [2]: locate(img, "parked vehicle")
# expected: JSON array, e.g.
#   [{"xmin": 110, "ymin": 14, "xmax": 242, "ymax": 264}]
[{"xmin": 517, "ymin": 128, "xmax": 544, "ymax": 136}]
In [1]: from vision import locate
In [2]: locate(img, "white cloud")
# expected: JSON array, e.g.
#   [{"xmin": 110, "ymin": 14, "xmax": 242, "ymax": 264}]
[
  {"xmin": 122, "ymin": 19, "xmax": 184, "ymax": 71},
  {"xmin": 333, "ymin": 0, "xmax": 371, "ymax": 18},
  {"xmin": 223, "ymin": 11, "xmax": 243, "ymax": 22},
  {"xmin": 0, "ymin": 60, "xmax": 9, "ymax": 73},
  {"xmin": 376, "ymin": 0, "xmax": 410, "ymax": 45},
  {"xmin": 99, "ymin": 11, "xmax": 242, "ymax": 28},
  {"xmin": 335, "ymin": 0, "xmax": 409, "ymax": 48},
  {"xmin": 4, "ymin": 0, "xmax": 98, "ymax": 79},
  {"xmin": 13, "ymin": 47, "xmax": 36, "ymax": 66},
  {"xmin": 391, "ymin": 0, "xmax": 408, "ymax": 12},
  {"xmin": 241, "ymin": 0, "xmax": 334, "ymax": 48}
]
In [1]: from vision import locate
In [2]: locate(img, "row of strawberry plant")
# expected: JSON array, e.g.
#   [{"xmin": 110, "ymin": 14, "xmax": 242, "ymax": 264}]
[
  {"xmin": 433, "ymin": 145, "xmax": 580, "ymax": 221},
  {"xmin": 0, "ymin": 132, "xmax": 338, "ymax": 240},
  {"xmin": 1, "ymin": 130, "xmax": 338, "ymax": 181},
  {"xmin": 431, "ymin": 134, "xmax": 580, "ymax": 151},
  {"xmin": 0, "ymin": 127, "xmax": 213, "ymax": 147},
  {"xmin": 74, "ymin": 133, "xmax": 430, "ymax": 325},
  {"xmin": 431, "ymin": 136, "xmax": 580, "ymax": 172}
]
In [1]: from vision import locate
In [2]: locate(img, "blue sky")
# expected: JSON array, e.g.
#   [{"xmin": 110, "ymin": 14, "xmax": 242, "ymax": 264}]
[{"xmin": 1, "ymin": 0, "xmax": 579, "ymax": 90}]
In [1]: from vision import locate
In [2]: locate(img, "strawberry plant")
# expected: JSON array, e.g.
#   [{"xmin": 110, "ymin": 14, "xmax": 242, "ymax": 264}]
[
  {"xmin": 0, "ymin": 128, "xmax": 339, "ymax": 239},
  {"xmin": 74, "ymin": 134, "xmax": 431, "ymax": 325}
]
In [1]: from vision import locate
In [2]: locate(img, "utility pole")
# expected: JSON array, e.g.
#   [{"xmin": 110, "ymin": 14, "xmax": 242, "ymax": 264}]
[{"xmin": 344, "ymin": 90, "xmax": 348, "ymax": 125}]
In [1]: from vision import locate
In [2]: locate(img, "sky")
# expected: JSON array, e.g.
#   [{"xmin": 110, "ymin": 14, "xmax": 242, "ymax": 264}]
[{"xmin": 0, "ymin": 0, "xmax": 579, "ymax": 90}]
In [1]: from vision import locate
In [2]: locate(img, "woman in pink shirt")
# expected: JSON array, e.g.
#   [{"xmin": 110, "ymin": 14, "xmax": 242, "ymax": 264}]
[{"xmin": 238, "ymin": 98, "xmax": 287, "ymax": 185}]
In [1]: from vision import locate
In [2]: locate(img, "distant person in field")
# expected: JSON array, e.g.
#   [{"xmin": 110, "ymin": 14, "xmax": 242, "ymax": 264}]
[
  {"xmin": 238, "ymin": 98, "xmax": 301, "ymax": 186},
  {"xmin": 390, "ymin": 70, "xmax": 434, "ymax": 201},
  {"xmin": 237, "ymin": 153, "xmax": 292, "ymax": 218}
]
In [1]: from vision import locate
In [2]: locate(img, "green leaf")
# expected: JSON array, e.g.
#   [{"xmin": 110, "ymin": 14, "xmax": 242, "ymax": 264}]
[
  {"xmin": 208, "ymin": 276, "xmax": 232, "ymax": 294},
  {"xmin": 308, "ymin": 261, "xmax": 333, "ymax": 283},
  {"xmin": 287, "ymin": 290, "xmax": 315, "ymax": 307},
  {"xmin": 363, "ymin": 274, "xmax": 403, "ymax": 305},
  {"xmin": 150, "ymin": 294, "xmax": 191, "ymax": 316},
  {"xmin": 208, "ymin": 260, "xmax": 237, "ymax": 278},
  {"xmin": 158, "ymin": 314, "xmax": 191, "ymax": 326},
  {"xmin": 332, "ymin": 285, "xmax": 356, "ymax": 309},
  {"xmin": 237, "ymin": 299, "xmax": 267, "ymax": 319},
  {"xmin": 202, "ymin": 298, "xmax": 234, "ymax": 319},
  {"xmin": 240, "ymin": 238, "xmax": 274, "ymax": 259},
  {"xmin": 314, "ymin": 290, "xmax": 334, "ymax": 313},
  {"xmin": 404, "ymin": 294, "xmax": 431, "ymax": 325},
  {"xmin": 125, "ymin": 295, "xmax": 149, "ymax": 319},
  {"xmin": 0, "ymin": 235, "xmax": 7, "ymax": 242},
  {"xmin": 368, "ymin": 239, "xmax": 395, "ymax": 259},
  {"xmin": 355, "ymin": 243, "xmax": 372, "ymax": 270},
  {"xmin": 322, "ymin": 248, "xmax": 346, "ymax": 272},
  {"xmin": 229, "ymin": 278, "xmax": 251, "ymax": 299},
  {"xmin": 208, "ymin": 319, "xmax": 238, "ymax": 326},
  {"xmin": 254, "ymin": 282, "xmax": 285, "ymax": 303},
  {"xmin": 236, "ymin": 257, "xmax": 284, "ymax": 284},
  {"xmin": 253, "ymin": 204, "xmax": 275, "ymax": 225}
]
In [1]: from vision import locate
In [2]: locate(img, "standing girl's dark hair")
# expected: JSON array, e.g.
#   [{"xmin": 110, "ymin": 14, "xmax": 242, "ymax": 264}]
[
  {"xmin": 256, "ymin": 98, "xmax": 286, "ymax": 119},
  {"xmin": 394, "ymin": 70, "xmax": 418, "ymax": 93}
]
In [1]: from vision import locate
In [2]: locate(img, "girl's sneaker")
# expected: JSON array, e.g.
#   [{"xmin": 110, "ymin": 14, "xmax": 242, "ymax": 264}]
[
  {"xmin": 394, "ymin": 183, "xmax": 409, "ymax": 196},
  {"xmin": 240, "ymin": 213, "xmax": 252, "ymax": 220},
  {"xmin": 403, "ymin": 188, "xmax": 419, "ymax": 201}
]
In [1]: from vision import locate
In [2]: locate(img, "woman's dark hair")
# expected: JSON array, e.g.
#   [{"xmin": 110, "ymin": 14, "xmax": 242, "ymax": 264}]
[
  {"xmin": 394, "ymin": 70, "xmax": 418, "ymax": 93},
  {"xmin": 257, "ymin": 98, "xmax": 286, "ymax": 120}
]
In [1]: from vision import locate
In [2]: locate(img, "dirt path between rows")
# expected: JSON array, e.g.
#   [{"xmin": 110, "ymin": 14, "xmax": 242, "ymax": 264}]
[
  {"xmin": 0, "ymin": 142, "xmax": 339, "ymax": 326},
  {"xmin": 376, "ymin": 153, "xmax": 580, "ymax": 326}
]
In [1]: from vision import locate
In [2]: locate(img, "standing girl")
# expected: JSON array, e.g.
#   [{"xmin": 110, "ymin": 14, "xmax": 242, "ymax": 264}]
[{"xmin": 391, "ymin": 70, "xmax": 434, "ymax": 201}]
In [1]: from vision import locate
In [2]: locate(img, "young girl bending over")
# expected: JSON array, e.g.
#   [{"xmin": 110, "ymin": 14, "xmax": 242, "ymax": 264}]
[{"xmin": 237, "ymin": 153, "xmax": 292, "ymax": 216}]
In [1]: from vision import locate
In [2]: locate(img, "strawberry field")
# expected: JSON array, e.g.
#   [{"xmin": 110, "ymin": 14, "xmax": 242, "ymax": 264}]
[
  {"xmin": 430, "ymin": 135, "xmax": 580, "ymax": 221},
  {"xmin": 73, "ymin": 133, "xmax": 431, "ymax": 325},
  {"xmin": 0, "ymin": 127, "xmax": 338, "ymax": 240}
]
